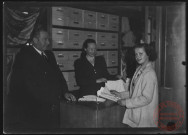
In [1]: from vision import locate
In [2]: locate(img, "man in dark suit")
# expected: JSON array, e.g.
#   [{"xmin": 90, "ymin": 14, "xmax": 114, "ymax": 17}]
[{"xmin": 8, "ymin": 28, "xmax": 76, "ymax": 131}]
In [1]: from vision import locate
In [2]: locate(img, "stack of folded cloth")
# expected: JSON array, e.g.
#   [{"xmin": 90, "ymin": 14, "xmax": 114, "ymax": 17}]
[
  {"xmin": 97, "ymin": 79, "xmax": 129, "ymax": 102},
  {"xmin": 78, "ymin": 95, "xmax": 106, "ymax": 102}
]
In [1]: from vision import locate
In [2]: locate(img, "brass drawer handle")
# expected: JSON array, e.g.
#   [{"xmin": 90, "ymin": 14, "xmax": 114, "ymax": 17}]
[
  {"xmin": 100, "ymin": 24, "xmax": 105, "ymax": 27},
  {"xmin": 58, "ymin": 54, "xmax": 64, "ymax": 57},
  {"xmin": 100, "ymin": 43, "xmax": 105, "ymax": 46},
  {"xmin": 73, "ymin": 54, "xmax": 79, "ymax": 57},
  {"xmin": 57, "ymin": 8, "xmax": 63, "ymax": 11},
  {"xmin": 112, "ymin": 18, "xmax": 117, "ymax": 21},
  {"xmin": 87, "ymin": 34, "xmax": 92, "ymax": 37},
  {"xmin": 57, "ymin": 18, "xmax": 62, "ymax": 21},
  {"xmin": 74, "ymin": 33, "xmax": 79, "ymax": 36},
  {"xmin": 57, "ymin": 31, "xmax": 63, "ymax": 34},
  {"xmin": 57, "ymin": 41, "xmax": 64, "ymax": 45},
  {"xmin": 73, "ymin": 21, "xmax": 79, "ymax": 24},
  {"xmin": 73, "ymin": 11, "xmax": 79, "ymax": 14},
  {"xmin": 73, "ymin": 43, "xmax": 79, "ymax": 46},
  {"xmin": 88, "ymin": 14, "xmax": 93, "ymax": 17},
  {"xmin": 101, "ymin": 15, "xmax": 105, "ymax": 18},
  {"xmin": 57, "ymin": 63, "xmax": 64, "ymax": 67},
  {"xmin": 112, "ymin": 61, "xmax": 116, "ymax": 64}
]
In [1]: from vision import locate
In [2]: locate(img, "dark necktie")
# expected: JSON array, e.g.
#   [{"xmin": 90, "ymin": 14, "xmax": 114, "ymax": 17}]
[{"xmin": 41, "ymin": 52, "xmax": 48, "ymax": 62}]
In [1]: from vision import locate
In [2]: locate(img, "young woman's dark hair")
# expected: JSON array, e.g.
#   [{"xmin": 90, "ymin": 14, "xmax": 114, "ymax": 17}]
[
  {"xmin": 80, "ymin": 39, "xmax": 96, "ymax": 58},
  {"xmin": 134, "ymin": 43, "xmax": 157, "ymax": 62}
]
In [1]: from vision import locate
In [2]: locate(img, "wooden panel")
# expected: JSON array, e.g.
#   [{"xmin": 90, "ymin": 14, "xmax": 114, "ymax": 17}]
[
  {"xmin": 97, "ymin": 41, "xmax": 108, "ymax": 49},
  {"xmin": 109, "ymin": 15, "xmax": 119, "ymax": 31},
  {"xmin": 97, "ymin": 12, "xmax": 109, "ymax": 30},
  {"xmin": 60, "ymin": 101, "xmax": 97, "ymax": 128},
  {"xmin": 108, "ymin": 33, "xmax": 118, "ymax": 42},
  {"xmin": 108, "ymin": 41, "xmax": 118, "ymax": 49},
  {"xmin": 52, "ymin": 7, "xmax": 69, "ymax": 26},
  {"xmin": 52, "ymin": 28, "xmax": 68, "ymax": 41},
  {"xmin": 68, "ymin": 40, "xmax": 83, "ymax": 49},
  {"xmin": 60, "ymin": 100, "xmax": 126, "ymax": 128},
  {"xmin": 84, "ymin": 10, "xmax": 97, "ymax": 29},
  {"xmin": 109, "ymin": 15, "xmax": 119, "ymax": 23},
  {"xmin": 107, "ymin": 51, "xmax": 118, "ymax": 59},
  {"xmin": 56, "ymin": 60, "xmax": 75, "ymax": 71},
  {"xmin": 69, "ymin": 8, "xmax": 83, "ymax": 27},
  {"xmin": 97, "ymin": 32, "xmax": 108, "ymax": 41},
  {"xmin": 83, "ymin": 31, "xmax": 96, "ymax": 40},
  {"xmin": 97, "ymin": 104, "xmax": 125, "ymax": 127},
  {"xmin": 107, "ymin": 59, "xmax": 118, "ymax": 67},
  {"xmin": 52, "ymin": 39, "xmax": 68, "ymax": 49},
  {"xmin": 53, "ymin": 51, "xmax": 69, "ymax": 61},
  {"xmin": 68, "ymin": 51, "xmax": 81, "ymax": 61},
  {"xmin": 69, "ymin": 30, "xmax": 84, "ymax": 41}
]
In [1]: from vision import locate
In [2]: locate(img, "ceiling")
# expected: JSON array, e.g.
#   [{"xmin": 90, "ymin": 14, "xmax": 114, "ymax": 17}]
[
  {"xmin": 6, "ymin": 1, "xmax": 183, "ymax": 18},
  {"xmin": 5, "ymin": 1, "xmax": 145, "ymax": 17}
]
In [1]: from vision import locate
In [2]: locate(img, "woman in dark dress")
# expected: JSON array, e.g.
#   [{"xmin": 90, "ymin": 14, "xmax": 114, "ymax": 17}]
[{"xmin": 74, "ymin": 39, "xmax": 119, "ymax": 97}]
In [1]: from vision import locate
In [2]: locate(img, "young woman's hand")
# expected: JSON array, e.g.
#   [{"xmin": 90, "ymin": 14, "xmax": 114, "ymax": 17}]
[
  {"xmin": 117, "ymin": 99, "xmax": 127, "ymax": 107},
  {"xmin": 116, "ymin": 74, "xmax": 123, "ymax": 79},
  {"xmin": 96, "ymin": 78, "xmax": 107, "ymax": 83},
  {"xmin": 110, "ymin": 90, "xmax": 121, "ymax": 98}
]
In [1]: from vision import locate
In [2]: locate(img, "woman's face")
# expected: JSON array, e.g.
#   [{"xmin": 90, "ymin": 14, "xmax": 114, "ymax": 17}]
[
  {"xmin": 135, "ymin": 47, "xmax": 149, "ymax": 65},
  {"xmin": 85, "ymin": 43, "xmax": 97, "ymax": 57}
]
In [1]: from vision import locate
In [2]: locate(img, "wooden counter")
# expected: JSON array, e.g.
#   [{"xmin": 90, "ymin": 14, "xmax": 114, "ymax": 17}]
[{"xmin": 60, "ymin": 99, "xmax": 127, "ymax": 128}]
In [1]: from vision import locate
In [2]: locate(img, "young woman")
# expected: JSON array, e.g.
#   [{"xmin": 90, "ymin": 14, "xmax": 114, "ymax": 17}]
[{"xmin": 111, "ymin": 43, "xmax": 158, "ymax": 127}]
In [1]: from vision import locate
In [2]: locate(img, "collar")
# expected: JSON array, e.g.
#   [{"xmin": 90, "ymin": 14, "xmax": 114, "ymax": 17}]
[
  {"xmin": 32, "ymin": 45, "xmax": 42, "ymax": 55},
  {"xmin": 32, "ymin": 45, "xmax": 47, "ymax": 57},
  {"xmin": 139, "ymin": 62, "xmax": 152, "ymax": 73}
]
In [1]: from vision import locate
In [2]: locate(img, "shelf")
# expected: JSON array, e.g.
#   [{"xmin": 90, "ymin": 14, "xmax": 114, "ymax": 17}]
[
  {"xmin": 52, "ymin": 25, "xmax": 118, "ymax": 33},
  {"xmin": 52, "ymin": 48, "xmax": 118, "ymax": 51},
  {"xmin": 60, "ymin": 66, "xmax": 118, "ymax": 72}
]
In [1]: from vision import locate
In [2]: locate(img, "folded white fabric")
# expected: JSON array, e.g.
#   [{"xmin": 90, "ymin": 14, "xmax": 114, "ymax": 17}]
[
  {"xmin": 97, "ymin": 87, "xmax": 120, "ymax": 102},
  {"xmin": 105, "ymin": 79, "xmax": 128, "ymax": 92},
  {"xmin": 78, "ymin": 95, "xmax": 106, "ymax": 102},
  {"xmin": 97, "ymin": 79, "xmax": 129, "ymax": 102}
]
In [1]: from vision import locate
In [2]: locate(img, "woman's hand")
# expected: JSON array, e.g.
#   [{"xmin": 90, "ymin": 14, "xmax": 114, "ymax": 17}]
[
  {"xmin": 117, "ymin": 99, "xmax": 127, "ymax": 107},
  {"xmin": 96, "ymin": 78, "xmax": 107, "ymax": 83},
  {"xmin": 110, "ymin": 90, "xmax": 129, "ymax": 99},
  {"xmin": 110, "ymin": 90, "xmax": 121, "ymax": 98},
  {"xmin": 64, "ymin": 92, "xmax": 77, "ymax": 102},
  {"xmin": 116, "ymin": 74, "xmax": 123, "ymax": 79}
]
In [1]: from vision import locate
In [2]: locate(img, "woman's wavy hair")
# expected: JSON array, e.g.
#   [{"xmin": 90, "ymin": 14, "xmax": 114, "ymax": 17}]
[
  {"xmin": 134, "ymin": 42, "xmax": 157, "ymax": 62},
  {"xmin": 80, "ymin": 39, "xmax": 96, "ymax": 58}
]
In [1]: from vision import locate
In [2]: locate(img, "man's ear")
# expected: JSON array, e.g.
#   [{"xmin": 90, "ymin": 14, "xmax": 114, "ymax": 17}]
[{"xmin": 33, "ymin": 37, "xmax": 38, "ymax": 44}]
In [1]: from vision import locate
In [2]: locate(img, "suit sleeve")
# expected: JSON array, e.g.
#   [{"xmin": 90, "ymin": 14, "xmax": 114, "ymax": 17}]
[
  {"xmin": 125, "ymin": 71, "xmax": 157, "ymax": 108},
  {"xmin": 47, "ymin": 51, "xmax": 69, "ymax": 95}
]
